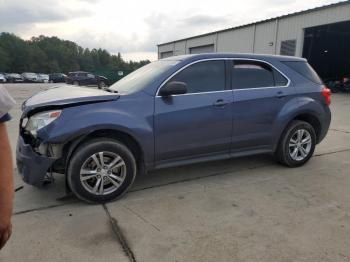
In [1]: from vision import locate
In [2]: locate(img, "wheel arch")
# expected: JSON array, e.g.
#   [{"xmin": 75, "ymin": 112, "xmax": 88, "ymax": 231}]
[
  {"xmin": 274, "ymin": 111, "xmax": 322, "ymax": 152},
  {"xmin": 62, "ymin": 128, "xmax": 146, "ymax": 176},
  {"xmin": 292, "ymin": 113, "xmax": 321, "ymax": 142}
]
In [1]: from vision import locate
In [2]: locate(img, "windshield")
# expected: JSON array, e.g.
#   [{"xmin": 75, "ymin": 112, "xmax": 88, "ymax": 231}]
[{"xmin": 109, "ymin": 60, "xmax": 179, "ymax": 93}]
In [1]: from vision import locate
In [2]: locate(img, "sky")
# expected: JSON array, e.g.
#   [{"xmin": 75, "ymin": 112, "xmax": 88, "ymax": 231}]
[{"xmin": 0, "ymin": 0, "xmax": 344, "ymax": 61}]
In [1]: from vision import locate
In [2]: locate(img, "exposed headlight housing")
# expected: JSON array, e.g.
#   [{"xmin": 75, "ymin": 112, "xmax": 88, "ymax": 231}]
[{"xmin": 25, "ymin": 110, "xmax": 61, "ymax": 136}]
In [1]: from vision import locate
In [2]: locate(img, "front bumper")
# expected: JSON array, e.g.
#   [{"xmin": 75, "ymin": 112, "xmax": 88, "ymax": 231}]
[{"xmin": 16, "ymin": 136, "xmax": 57, "ymax": 187}]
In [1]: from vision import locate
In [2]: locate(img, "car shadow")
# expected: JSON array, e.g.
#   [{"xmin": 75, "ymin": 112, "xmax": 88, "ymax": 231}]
[
  {"xmin": 131, "ymin": 154, "xmax": 276, "ymax": 192},
  {"xmin": 13, "ymin": 154, "xmax": 277, "ymax": 213}
]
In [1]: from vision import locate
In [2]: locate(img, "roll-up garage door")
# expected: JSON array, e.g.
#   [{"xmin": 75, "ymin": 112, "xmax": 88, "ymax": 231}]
[
  {"xmin": 160, "ymin": 51, "xmax": 174, "ymax": 59},
  {"xmin": 189, "ymin": 44, "xmax": 215, "ymax": 54}
]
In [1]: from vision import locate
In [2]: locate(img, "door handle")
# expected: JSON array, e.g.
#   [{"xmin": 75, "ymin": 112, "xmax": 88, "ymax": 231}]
[
  {"xmin": 275, "ymin": 91, "xmax": 286, "ymax": 99},
  {"xmin": 213, "ymin": 99, "xmax": 229, "ymax": 107}
]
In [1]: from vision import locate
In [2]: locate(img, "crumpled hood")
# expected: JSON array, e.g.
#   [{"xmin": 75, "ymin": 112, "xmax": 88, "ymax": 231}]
[{"xmin": 23, "ymin": 85, "xmax": 119, "ymax": 114}]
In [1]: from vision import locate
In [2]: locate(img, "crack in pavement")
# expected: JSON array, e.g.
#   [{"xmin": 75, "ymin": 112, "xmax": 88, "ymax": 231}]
[
  {"xmin": 13, "ymin": 201, "xmax": 77, "ymax": 216},
  {"xmin": 12, "ymin": 147, "xmax": 350, "ymax": 216},
  {"xmin": 314, "ymin": 147, "xmax": 350, "ymax": 156},
  {"xmin": 122, "ymin": 204, "xmax": 161, "ymax": 232},
  {"xmin": 102, "ymin": 204, "xmax": 137, "ymax": 262},
  {"xmin": 330, "ymin": 128, "xmax": 350, "ymax": 134}
]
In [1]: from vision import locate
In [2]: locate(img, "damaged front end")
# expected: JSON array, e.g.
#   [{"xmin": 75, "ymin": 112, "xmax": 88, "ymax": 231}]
[
  {"xmin": 16, "ymin": 85, "xmax": 120, "ymax": 187},
  {"xmin": 17, "ymin": 112, "xmax": 65, "ymax": 187},
  {"xmin": 16, "ymin": 136, "xmax": 59, "ymax": 187}
]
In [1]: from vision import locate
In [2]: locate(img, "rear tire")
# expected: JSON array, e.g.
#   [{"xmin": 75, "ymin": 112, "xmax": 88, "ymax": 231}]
[
  {"xmin": 67, "ymin": 139, "xmax": 137, "ymax": 203},
  {"xmin": 276, "ymin": 120, "xmax": 316, "ymax": 167},
  {"xmin": 98, "ymin": 81, "xmax": 106, "ymax": 89}
]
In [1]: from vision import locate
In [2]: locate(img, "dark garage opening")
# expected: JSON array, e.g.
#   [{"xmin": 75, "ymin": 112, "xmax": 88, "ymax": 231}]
[{"xmin": 303, "ymin": 20, "xmax": 350, "ymax": 81}]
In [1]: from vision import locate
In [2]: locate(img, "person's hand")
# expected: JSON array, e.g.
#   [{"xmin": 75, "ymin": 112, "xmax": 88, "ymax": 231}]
[{"xmin": 0, "ymin": 215, "xmax": 12, "ymax": 250}]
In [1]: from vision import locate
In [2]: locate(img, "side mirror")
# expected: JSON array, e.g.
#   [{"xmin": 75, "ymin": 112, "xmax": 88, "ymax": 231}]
[{"xmin": 159, "ymin": 81, "xmax": 187, "ymax": 96}]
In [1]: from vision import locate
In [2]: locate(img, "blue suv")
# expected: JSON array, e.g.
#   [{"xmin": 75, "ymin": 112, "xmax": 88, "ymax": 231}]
[{"xmin": 17, "ymin": 53, "xmax": 331, "ymax": 203}]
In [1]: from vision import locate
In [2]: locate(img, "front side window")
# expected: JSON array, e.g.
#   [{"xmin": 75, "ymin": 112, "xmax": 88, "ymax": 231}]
[
  {"xmin": 169, "ymin": 60, "xmax": 225, "ymax": 94},
  {"xmin": 232, "ymin": 60, "xmax": 287, "ymax": 89}
]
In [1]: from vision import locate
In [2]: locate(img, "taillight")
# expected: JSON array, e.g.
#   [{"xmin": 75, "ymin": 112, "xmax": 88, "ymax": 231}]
[{"xmin": 322, "ymin": 87, "xmax": 331, "ymax": 106}]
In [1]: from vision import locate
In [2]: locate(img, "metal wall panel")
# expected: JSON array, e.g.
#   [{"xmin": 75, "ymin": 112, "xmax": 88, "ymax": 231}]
[
  {"xmin": 189, "ymin": 44, "xmax": 215, "ymax": 54},
  {"xmin": 174, "ymin": 41, "xmax": 187, "ymax": 56},
  {"xmin": 254, "ymin": 21, "xmax": 276, "ymax": 54},
  {"xmin": 158, "ymin": 3, "xmax": 350, "ymax": 58},
  {"xmin": 186, "ymin": 34, "xmax": 217, "ymax": 53},
  {"xmin": 158, "ymin": 43, "xmax": 174, "ymax": 59},
  {"xmin": 216, "ymin": 25, "xmax": 255, "ymax": 52},
  {"xmin": 160, "ymin": 51, "xmax": 174, "ymax": 59},
  {"xmin": 277, "ymin": 4, "xmax": 350, "ymax": 56}
]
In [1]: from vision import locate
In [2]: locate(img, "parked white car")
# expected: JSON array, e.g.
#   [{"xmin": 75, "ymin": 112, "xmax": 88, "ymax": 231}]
[
  {"xmin": 37, "ymin": 73, "xmax": 49, "ymax": 83},
  {"xmin": 22, "ymin": 72, "xmax": 38, "ymax": 83},
  {"xmin": 0, "ymin": 73, "xmax": 7, "ymax": 83}
]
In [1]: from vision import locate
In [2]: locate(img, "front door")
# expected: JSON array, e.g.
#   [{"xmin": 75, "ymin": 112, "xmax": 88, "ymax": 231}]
[{"xmin": 154, "ymin": 60, "xmax": 233, "ymax": 164}]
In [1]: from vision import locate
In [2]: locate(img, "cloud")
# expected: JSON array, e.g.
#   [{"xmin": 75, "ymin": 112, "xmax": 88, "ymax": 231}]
[
  {"xmin": 182, "ymin": 15, "xmax": 229, "ymax": 26},
  {"xmin": 0, "ymin": 0, "xmax": 94, "ymax": 32},
  {"xmin": 0, "ymin": 0, "xmax": 341, "ymax": 61}
]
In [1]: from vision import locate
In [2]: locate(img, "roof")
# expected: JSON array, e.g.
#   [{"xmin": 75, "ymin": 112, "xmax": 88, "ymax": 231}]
[
  {"xmin": 68, "ymin": 71, "xmax": 88, "ymax": 74},
  {"xmin": 161, "ymin": 52, "xmax": 306, "ymax": 62},
  {"xmin": 158, "ymin": 0, "xmax": 350, "ymax": 46}
]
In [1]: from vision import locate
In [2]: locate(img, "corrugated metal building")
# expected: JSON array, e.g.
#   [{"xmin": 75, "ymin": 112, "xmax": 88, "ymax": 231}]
[{"xmin": 157, "ymin": 1, "xmax": 350, "ymax": 79}]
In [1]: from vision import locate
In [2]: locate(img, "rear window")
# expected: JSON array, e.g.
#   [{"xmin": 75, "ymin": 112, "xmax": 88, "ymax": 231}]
[{"xmin": 283, "ymin": 61, "xmax": 322, "ymax": 84}]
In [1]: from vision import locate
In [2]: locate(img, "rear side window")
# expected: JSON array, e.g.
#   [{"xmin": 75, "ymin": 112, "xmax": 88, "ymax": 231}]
[
  {"xmin": 231, "ymin": 60, "xmax": 288, "ymax": 89},
  {"xmin": 273, "ymin": 69, "xmax": 288, "ymax": 86},
  {"xmin": 283, "ymin": 61, "xmax": 322, "ymax": 84},
  {"xmin": 170, "ymin": 60, "xmax": 225, "ymax": 93}
]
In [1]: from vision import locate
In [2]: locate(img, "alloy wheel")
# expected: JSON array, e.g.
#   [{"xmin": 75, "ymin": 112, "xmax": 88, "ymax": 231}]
[
  {"xmin": 288, "ymin": 129, "xmax": 312, "ymax": 161},
  {"xmin": 79, "ymin": 151, "xmax": 126, "ymax": 196}
]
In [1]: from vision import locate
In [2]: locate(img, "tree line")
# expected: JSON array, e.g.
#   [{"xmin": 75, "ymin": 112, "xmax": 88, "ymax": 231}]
[{"xmin": 0, "ymin": 33, "xmax": 150, "ymax": 73}]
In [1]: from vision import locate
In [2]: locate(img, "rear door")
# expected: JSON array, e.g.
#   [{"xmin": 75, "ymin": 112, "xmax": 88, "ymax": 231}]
[
  {"xmin": 230, "ymin": 59, "xmax": 295, "ymax": 152},
  {"xmin": 77, "ymin": 73, "xmax": 87, "ymax": 84},
  {"xmin": 154, "ymin": 60, "xmax": 233, "ymax": 164},
  {"xmin": 87, "ymin": 73, "xmax": 98, "ymax": 85}
]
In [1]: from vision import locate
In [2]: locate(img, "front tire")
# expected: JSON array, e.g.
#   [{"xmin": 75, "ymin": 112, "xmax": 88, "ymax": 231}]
[
  {"xmin": 276, "ymin": 120, "xmax": 316, "ymax": 167},
  {"xmin": 67, "ymin": 139, "xmax": 137, "ymax": 203}
]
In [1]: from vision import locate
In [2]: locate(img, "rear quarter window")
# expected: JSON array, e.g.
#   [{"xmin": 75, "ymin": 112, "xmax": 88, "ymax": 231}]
[{"xmin": 283, "ymin": 61, "xmax": 322, "ymax": 84}]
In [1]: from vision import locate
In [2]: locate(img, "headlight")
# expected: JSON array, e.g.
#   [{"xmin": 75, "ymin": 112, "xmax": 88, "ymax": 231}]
[{"xmin": 25, "ymin": 110, "xmax": 61, "ymax": 136}]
